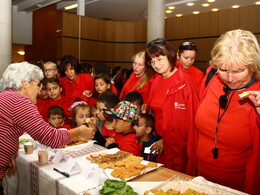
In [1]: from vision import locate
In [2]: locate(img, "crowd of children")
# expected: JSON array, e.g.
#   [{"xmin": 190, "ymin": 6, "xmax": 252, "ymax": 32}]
[{"xmin": 36, "ymin": 57, "xmax": 158, "ymax": 163}]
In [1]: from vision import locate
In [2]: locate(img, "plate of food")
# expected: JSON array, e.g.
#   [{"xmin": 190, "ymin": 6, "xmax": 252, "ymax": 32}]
[
  {"xmin": 85, "ymin": 148, "xmax": 162, "ymax": 181},
  {"xmin": 144, "ymin": 175, "xmax": 249, "ymax": 195},
  {"xmin": 58, "ymin": 139, "xmax": 95, "ymax": 151}
]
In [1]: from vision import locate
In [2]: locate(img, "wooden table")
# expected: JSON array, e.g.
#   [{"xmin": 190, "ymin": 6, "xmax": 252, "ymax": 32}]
[{"xmin": 132, "ymin": 166, "xmax": 193, "ymax": 182}]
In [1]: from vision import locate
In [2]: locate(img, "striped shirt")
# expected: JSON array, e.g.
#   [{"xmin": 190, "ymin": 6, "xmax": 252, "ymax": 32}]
[{"xmin": 0, "ymin": 89, "xmax": 71, "ymax": 179}]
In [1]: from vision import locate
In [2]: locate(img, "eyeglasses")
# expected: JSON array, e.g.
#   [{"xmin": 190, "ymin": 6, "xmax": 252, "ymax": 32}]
[
  {"xmin": 147, "ymin": 39, "xmax": 165, "ymax": 48},
  {"xmin": 219, "ymin": 86, "xmax": 231, "ymax": 109},
  {"xmin": 32, "ymin": 80, "xmax": 43, "ymax": 88},
  {"xmin": 181, "ymin": 42, "xmax": 195, "ymax": 47},
  {"xmin": 148, "ymin": 57, "xmax": 166, "ymax": 66},
  {"xmin": 44, "ymin": 68, "xmax": 56, "ymax": 72}
]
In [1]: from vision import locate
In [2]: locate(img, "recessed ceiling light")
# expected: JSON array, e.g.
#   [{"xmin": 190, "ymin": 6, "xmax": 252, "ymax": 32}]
[
  {"xmin": 193, "ymin": 11, "xmax": 200, "ymax": 14},
  {"xmin": 176, "ymin": 14, "xmax": 183, "ymax": 17},
  {"xmin": 168, "ymin": 6, "xmax": 175, "ymax": 10},
  {"xmin": 255, "ymin": 1, "xmax": 260, "ymax": 5},
  {"xmin": 202, "ymin": 3, "xmax": 210, "ymax": 7},
  {"xmin": 207, "ymin": 0, "xmax": 215, "ymax": 2},
  {"xmin": 165, "ymin": 10, "xmax": 172, "ymax": 13},
  {"xmin": 232, "ymin": 5, "xmax": 240, "ymax": 9},
  {"xmin": 211, "ymin": 8, "xmax": 219, "ymax": 12},
  {"xmin": 186, "ymin": 3, "xmax": 194, "ymax": 6},
  {"xmin": 64, "ymin": 3, "xmax": 78, "ymax": 10},
  {"xmin": 18, "ymin": 51, "xmax": 25, "ymax": 55}
]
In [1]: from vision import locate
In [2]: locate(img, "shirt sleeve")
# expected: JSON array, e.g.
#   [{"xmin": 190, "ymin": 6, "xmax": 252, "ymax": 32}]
[{"xmin": 13, "ymin": 97, "xmax": 71, "ymax": 148}]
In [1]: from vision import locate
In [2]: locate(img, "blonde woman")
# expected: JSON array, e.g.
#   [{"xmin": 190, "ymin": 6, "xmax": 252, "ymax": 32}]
[
  {"xmin": 194, "ymin": 29, "xmax": 260, "ymax": 195},
  {"xmin": 120, "ymin": 51, "xmax": 155, "ymax": 111}
]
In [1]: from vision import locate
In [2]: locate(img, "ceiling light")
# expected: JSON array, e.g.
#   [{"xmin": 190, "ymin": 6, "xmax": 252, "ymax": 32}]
[
  {"xmin": 18, "ymin": 51, "xmax": 25, "ymax": 55},
  {"xmin": 202, "ymin": 3, "xmax": 210, "ymax": 7},
  {"xmin": 232, "ymin": 5, "xmax": 240, "ymax": 8},
  {"xmin": 207, "ymin": 0, "xmax": 215, "ymax": 2},
  {"xmin": 168, "ymin": 6, "xmax": 175, "ymax": 9},
  {"xmin": 64, "ymin": 3, "xmax": 78, "ymax": 10},
  {"xmin": 176, "ymin": 14, "xmax": 183, "ymax": 17},
  {"xmin": 211, "ymin": 8, "xmax": 219, "ymax": 11},
  {"xmin": 165, "ymin": 10, "xmax": 172, "ymax": 13},
  {"xmin": 193, "ymin": 11, "xmax": 200, "ymax": 14},
  {"xmin": 186, "ymin": 3, "xmax": 194, "ymax": 6},
  {"xmin": 255, "ymin": 1, "xmax": 260, "ymax": 5}
]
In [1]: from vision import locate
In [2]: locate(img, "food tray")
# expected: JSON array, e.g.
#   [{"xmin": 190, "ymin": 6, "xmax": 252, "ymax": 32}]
[
  {"xmin": 85, "ymin": 148, "xmax": 162, "ymax": 181},
  {"xmin": 58, "ymin": 140, "xmax": 95, "ymax": 151},
  {"xmin": 150, "ymin": 175, "xmax": 249, "ymax": 195}
]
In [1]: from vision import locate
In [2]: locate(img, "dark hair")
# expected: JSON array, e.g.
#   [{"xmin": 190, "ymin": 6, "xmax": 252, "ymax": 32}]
[
  {"xmin": 40, "ymin": 77, "xmax": 48, "ymax": 89},
  {"xmin": 97, "ymin": 92, "xmax": 120, "ymax": 109},
  {"xmin": 81, "ymin": 63, "xmax": 92, "ymax": 73},
  {"xmin": 93, "ymin": 73, "xmax": 112, "ymax": 97},
  {"xmin": 93, "ymin": 63, "xmax": 109, "ymax": 76},
  {"xmin": 145, "ymin": 38, "xmax": 177, "ymax": 71},
  {"xmin": 71, "ymin": 101, "xmax": 90, "ymax": 128},
  {"xmin": 59, "ymin": 55, "xmax": 81, "ymax": 77},
  {"xmin": 140, "ymin": 114, "xmax": 155, "ymax": 133},
  {"xmin": 125, "ymin": 91, "xmax": 143, "ymax": 107},
  {"xmin": 48, "ymin": 105, "xmax": 65, "ymax": 118},
  {"xmin": 178, "ymin": 41, "xmax": 197, "ymax": 54},
  {"xmin": 45, "ymin": 77, "xmax": 62, "ymax": 87}
]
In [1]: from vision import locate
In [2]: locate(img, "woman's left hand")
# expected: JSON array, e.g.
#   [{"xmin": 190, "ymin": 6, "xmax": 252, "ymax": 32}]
[{"xmin": 247, "ymin": 91, "xmax": 260, "ymax": 115}]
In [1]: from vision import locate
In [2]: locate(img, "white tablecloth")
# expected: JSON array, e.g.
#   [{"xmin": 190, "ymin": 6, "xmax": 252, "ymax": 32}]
[{"xmin": 6, "ymin": 134, "xmax": 106, "ymax": 195}]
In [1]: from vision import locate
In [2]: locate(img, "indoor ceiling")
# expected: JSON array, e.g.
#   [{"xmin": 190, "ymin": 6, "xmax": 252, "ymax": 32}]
[{"xmin": 12, "ymin": 0, "xmax": 260, "ymax": 21}]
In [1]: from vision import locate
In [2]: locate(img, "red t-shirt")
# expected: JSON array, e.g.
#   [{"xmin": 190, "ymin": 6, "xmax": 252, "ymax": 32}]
[
  {"xmin": 59, "ymin": 73, "xmax": 94, "ymax": 105},
  {"xmin": 116, "ymin": 130, "xmax": 141, "ymax": 156},
  {"xmin": 195, "ymin": 75, "xmax": 258, "ymax": 192}
]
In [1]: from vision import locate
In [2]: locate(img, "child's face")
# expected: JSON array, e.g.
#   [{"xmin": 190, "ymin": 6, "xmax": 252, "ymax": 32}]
[
  {"xmin": 38, "ymin": 86, "xmax": 48, "ymax": 99},
  {"xmin": 46, "ymin": 82, "xmax": 62, "ymax": 100},
  {"xmin": 115, "ymin": 118, "xmax": 131, "ymax": 133},
  {"xmin": 96, "ymin": 102, "xmax": 107, "ymax": 121},
  {"xmin": 43, "ymin": 64, "xmax": 57, "ymax": 78},
  {"xmin": 75, "ymin": 107, "xmax": 90, "ymax": 126},
  {"xmin": 95, "ymin": 78, "xmax": 110, "ymax": 95},
  {"xmin": 134, "ymin": 117, "xmax": 147, "ymax": 138},
  {"xmin": 48, "ymin": 114, "xmax": 64, "ymax": 127}
]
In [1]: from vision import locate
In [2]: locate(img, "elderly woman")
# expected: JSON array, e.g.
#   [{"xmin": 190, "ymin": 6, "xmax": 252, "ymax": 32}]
[
  {"xmin": 194, "ymin": 29, "xmax": 260, "ymax": 194},
  {"xmin": 145, "ymin": 38, "xmax": 199, "ymax": 173},
  {"xmin": 0, "ymin": 62, "xmax": 95, "ymax": 194},
  {"xmin": 120, "ymin": 51, "xmax": 155, "ymax": 109}
]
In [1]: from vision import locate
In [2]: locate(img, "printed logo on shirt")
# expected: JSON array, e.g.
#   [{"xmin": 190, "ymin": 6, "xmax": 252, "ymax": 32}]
[{"xmin": 174, "ymin": 102, "xmax": 186, "ymax": 109}]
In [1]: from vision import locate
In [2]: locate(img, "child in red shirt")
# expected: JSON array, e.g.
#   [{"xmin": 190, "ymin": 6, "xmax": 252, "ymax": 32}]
[
  {"xmin": 103, "ymin": 101, "xmax": 141, "ymax": 156},
  {"xmin": 45, "ymin": 78, "xmax": 71, "ymax": 123},
  {"xmin": 84, "ymin": 73, "xmax": 113, "ymax": 107},
  {"xmin": 95, "ymin": 93, "xmax": 121, "ymax": 147},
  {"xmin": 47, "ymin": 105, "xmax": 71, "ymax": 130}
]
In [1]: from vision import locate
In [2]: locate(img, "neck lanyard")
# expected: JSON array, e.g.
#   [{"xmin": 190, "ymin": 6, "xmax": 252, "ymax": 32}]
[{"xmin": 212, "ymin": 91, "xmax": 235, "ymax": 159}]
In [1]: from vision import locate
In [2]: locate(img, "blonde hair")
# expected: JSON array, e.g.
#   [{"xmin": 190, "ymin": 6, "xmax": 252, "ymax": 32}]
[
  {"xmin": 211, "ymin": 29, "xmax": 260, "ymax": 80},
  {"xmin": 43, "ymin": 61, "xmax": 57, "ymax": 69},
  {"xmin": 132, "ymin": 51, "xmax": 155, "ymax": 90}
]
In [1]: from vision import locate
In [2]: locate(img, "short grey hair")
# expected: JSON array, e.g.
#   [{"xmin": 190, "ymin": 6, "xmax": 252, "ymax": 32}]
[{"xmin": 0, "ymin": 62, "xmax": 44, "ymax": 91}]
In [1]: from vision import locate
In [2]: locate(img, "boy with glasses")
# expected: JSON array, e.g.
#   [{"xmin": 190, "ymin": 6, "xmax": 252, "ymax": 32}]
[{"xmin": 43, "ymin": 61, "xmax": 58, "ymax": 79}]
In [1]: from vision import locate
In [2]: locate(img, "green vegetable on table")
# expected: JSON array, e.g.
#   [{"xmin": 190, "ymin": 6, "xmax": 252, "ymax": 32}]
[
  {"xmin": 19, "ymin": 139, "xmax": 29, "ymax": 146},
  {"xmin": 99, "ymin": 179, "xmax": 138, "ymax": 195}
]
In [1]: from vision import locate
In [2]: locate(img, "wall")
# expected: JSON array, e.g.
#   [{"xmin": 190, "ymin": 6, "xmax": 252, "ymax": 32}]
[
  {"xmin": 57, "ymin": 5, "xmax": 260, "ymax": 70},
  {"xmin": 58, "ymin": 12, "xmax": 147, "ymax": 68},
  {"xmin": 12, "ymin": 6, "xmax": 32, "ymax": 45}
]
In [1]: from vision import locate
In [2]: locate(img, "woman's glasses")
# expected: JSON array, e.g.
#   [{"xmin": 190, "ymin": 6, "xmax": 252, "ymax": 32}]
[
  {"xmin": 147, "ymin": 39, "xmax": 165, "ymax": 47},
  {"xmin": 32, "ymin": 80, "xmax": 43, "ymax": 88}
]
